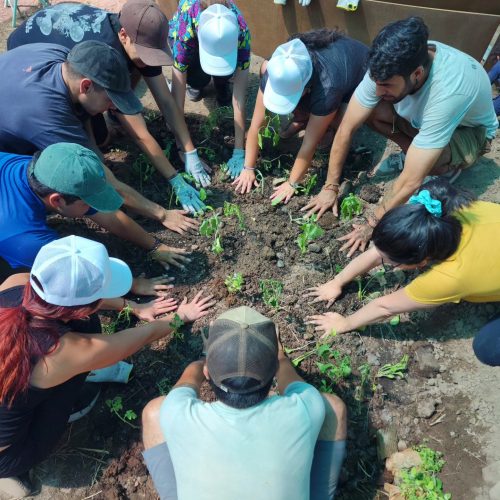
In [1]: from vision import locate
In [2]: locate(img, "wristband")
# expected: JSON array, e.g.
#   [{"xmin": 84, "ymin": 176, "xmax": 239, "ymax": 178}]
[
  {"xmin": 323, "ymin": 182, "xmax": 340, "ymax": 191},
  {"xmin": 288, "ymin": 181, "xmax": 300, "ymax": 190},
  {"xmin": 244, "ymin": 166, "xmax": 256, "ymax": 171},
  {"xmin": 149, "ymin": 237, "xmax": 163, "ymax": 254}
]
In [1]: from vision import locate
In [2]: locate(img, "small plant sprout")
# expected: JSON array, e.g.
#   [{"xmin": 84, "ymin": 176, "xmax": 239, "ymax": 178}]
[
  {"xmin": 105, "ymin": 396, "xmax": 139, "ymax": 428},
  {"xmin": 132, "ymin": 153, "xmax": 155, "ymax": 190},
  {"xmin": 340, "ymin": 193, "xmax": 363, "ymax": 221},
  {"xmin": 223, "ymin": 201, "xmax": 245, "ymax": 229},
  {"xmin": 376, "ymin": 354, "xmax": 409, "ymax": 380},
  {"xmin": 212, "ymin": 234, "xmax": 224, "ymax": 255},
  {"xmin": 296, "ymin": 173, "xmax": 318, "ymax": 196},
  {"xmin": 199, "ymin": 188, "xmax": 208, "ymax": 202},
  {"xmin": 259, "ymin": 279, "xmax": 284, "ymax": 310},
  {"xmin": 199, "ymin": 212, "xmax": 224, "ymax": 256},
  {"xmin": 257, "ymin": 112, "xmax": 281, "ymax": 149},
  {"xmin": 296, "ymin": 215, "xmax": 324, "ymax": 254},
  {"xmin": 356, "ymin": 268, "xmax": 386, "ymax": 301},
  {"xmin": 225, "ymin": 272, "xmax": 244, "ymax": 294},
  {"xmin": 169, "ymin": 313, "xmax": 185, "ymax": 340},
  {"xmin": 316, "ymin": 344, "xmax": 352, "ymax": 385}
]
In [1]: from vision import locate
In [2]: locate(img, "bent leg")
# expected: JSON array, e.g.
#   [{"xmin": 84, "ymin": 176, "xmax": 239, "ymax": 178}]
[
  {"xmin": 473, "ymin": 315, "xmax": 500, "ymax": 367},
  {"xmin": 142, "ymin": 397, "xmax": 177, "ymax": 500},
  {"xmin": 310, "ymin": 393, "xmax": 347, "ymax": 500}
]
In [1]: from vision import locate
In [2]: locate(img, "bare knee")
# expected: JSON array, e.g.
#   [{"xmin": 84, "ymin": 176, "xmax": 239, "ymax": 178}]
[
  {"xmin": 142, "ymin": 396, "xmax": 166, "ymax": 449},
  {"xmin": 319, "ymin": 393, "xmax": 347, "ymax": 441}
]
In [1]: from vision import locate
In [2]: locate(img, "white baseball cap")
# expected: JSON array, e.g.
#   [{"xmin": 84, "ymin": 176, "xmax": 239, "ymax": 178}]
[
  {"xmin": 198, "ymin": 4, "xmax": 239, "ymax": 76},
  {"xmin": 30, "ymin": 236, "xmax": 133, "ymax": 306},
  {"xmin": 263, "ymin": 38, "xmax": 313, "ymax": 115}
]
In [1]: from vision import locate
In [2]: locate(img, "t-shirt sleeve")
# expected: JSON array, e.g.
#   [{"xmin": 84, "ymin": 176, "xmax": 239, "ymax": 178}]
[
  {"xmin": 412, "ymin": 94, "xmax": 472, "ymax": 149},
  {"xmin": 404, "ymin": 267, "xmax": 463, "ymax": 305},
  {"xmin": 354, "ymin": 71, "xmax": 380, "ymax": 109},
  {"xmin": 284, "ymin": 381, "xmax": 325, "ymax": 434},
  {"xmin": 159, "ymin": 386, "xmax": 198, "ymax": 438}
]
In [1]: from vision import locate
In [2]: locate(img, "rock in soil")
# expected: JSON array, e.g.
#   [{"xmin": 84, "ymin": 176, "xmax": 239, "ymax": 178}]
[
  {"xmin": 386, "ymin": 449, "xmax": 422, "ymax": 475},
  {"xmin": 417, "ymin": 398, "xmax": 437, "ymax": 418},
  {"xmin": 397, "ymin": 440, "xmax": 407, "ymax": 452},
  {"xmin": 415, "ymin": 345, "xmax": 441, "ymax": 376},
  {"xmin": 262, "ymin": 246, "xmax": 276, "ymax": 260},
  {"xmin": 308, "ymin": 243, "xmax": 322, "ymax": 253}
]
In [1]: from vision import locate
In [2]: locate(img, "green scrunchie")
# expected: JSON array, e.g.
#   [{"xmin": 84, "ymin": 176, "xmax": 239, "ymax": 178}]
[{"xmin": 408, "ymin": 190, "xmax": 442, "ymax": 217}]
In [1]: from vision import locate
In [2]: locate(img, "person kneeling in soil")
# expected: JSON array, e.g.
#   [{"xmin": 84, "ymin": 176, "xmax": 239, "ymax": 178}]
[
  {"xmin": 232, "ymin": 29, "xmax": 369, "ymax": 200},
  {"xmin": 0, "ymin": 236, "xmax": 214, "ymax": 498},
  {"xmin": 0, "ymin": 142, "xmax": 189, "ymax": 284},
  {"xmin": 8, "ymin": 0, "xmax": 209, "ymax": 214},
  {"xmin": 305, "ymin": 180, "xmax": 500, "ymax": 367},
  {"xmin": 303, "ymin": 17, "xmax": 498, "ymax": 257},
  {"xmin": 142, "ymin": 306, "xmax": 347, "ymax": 500}
]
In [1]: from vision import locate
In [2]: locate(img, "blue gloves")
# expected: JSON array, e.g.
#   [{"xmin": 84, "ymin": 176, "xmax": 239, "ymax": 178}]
[
  {"xmin": 185, "ymin": 149, "xmax": 211, "ymax": 187},
  {"xmin": 226, "ymin": 149, "xmax": 245, "ymax": 179},
  {"xmin": 169, "ymin": 174, "xmax": 206, "ymax": 214}
]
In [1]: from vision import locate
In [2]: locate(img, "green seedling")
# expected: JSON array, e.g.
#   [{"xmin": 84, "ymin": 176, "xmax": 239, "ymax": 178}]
[
  {"xmin": 255, "ymin": 169, "xmax": 265, "ymax": 195},
  {"xmin": 199, "ymin": 212, "xmax": 221, "ymax": 237},
  {"xmin": 376, "ymin": 354, "xmax": 409, "ymax": 380},
  {"xmin": 316, "ymin": 344, "xmax": 352, "ymax": 385},
  {"xmin": 340, "ymin": 193, "xmax": 363, "ymax": 221},
  {"xmin": 132, "ymin": 153, "xmax": 155, "ymax": 190},
  {"xmin": 297, "ymin": 215, "xmax": 324, "ymax": 254},
  {"xmin": 106, "ymin": 396, "xmax": 139, "ymax": 428},
  {"xmin": 169, "ymin": 313, "xmax": 185, "ymax": 340},
  {"xmin": 199, "ymin": 188, "xmax": 208, "ymax": 202},
  {"xmin": 259, "ymin": 279, "xmax": 284, "ymax": 310},
  {"xmin": 212, "ymin": 234, "xmax": 224, "ymax": 255},
  {"xmin": 296, "ymin": 173, "xmax": 318, "ymax": 196},
  {"xmin": 102, "ymin": 303, "xmax": 134, "ymax": 335},
  {"xmin": 223, "ymin": 201, "xmax": 245, "ymax": 229},
  {"xmin": 225, "ymin": 272, "xmax": 244, "ymax": 294},
  {"xmin": 258, "ymin": 112, "xmax": 281, "ymax": 149},
  {"xmin": 354, "ymin": 363, "xmax": 372, "ymax": 402},
  {"xmin": 399, "ymin": 445, "xmax": 451, "ymax": 500},
  {"xmin": 201, "ymin": 106, "xmax": 233, "ymax": 138},
  {"xmin": 356, "ymin": 268, "xmax": 386, "ymax": 301}
]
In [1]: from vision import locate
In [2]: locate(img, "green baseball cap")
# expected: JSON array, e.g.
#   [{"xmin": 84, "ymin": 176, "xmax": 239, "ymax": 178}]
[{"xmin": 32, "ymin": 143, "xmax": 123, "ymax": 213}]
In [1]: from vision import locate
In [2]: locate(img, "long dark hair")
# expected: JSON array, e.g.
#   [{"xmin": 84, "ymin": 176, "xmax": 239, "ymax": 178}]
[
  {"xmin": 289, "ymin": 28, "xmax": 344, "ymax": 51},
  {"xmin": 372, "ymin": 179, "xmax": 476, "ymax": 265}
]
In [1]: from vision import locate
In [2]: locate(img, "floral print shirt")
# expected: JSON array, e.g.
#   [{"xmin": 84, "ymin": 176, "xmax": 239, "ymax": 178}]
[{"xmin": 169, "ymin": 0, "xmax": 251, "ymax": 73}]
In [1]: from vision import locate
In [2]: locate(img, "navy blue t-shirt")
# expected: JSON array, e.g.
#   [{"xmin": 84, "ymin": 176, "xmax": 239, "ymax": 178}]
[
  {"xmin": 0, "ymin": 43, "xmax": 91, "ymax": 155},
  {"xmin": 0, "ymin": 153, "xmax": 96, "ymax": 269},
  {"xmin": 7, "ymin": 2, "xmax": 162, "ymax": 78}
]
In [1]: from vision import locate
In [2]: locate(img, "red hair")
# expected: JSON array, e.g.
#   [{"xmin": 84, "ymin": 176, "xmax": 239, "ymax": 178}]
[{"xmin": 0, "ymin": 283, "xmax": 100, "ymax": 407}]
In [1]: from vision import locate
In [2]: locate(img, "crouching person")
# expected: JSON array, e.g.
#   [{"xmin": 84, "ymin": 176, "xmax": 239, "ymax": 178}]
[{"xmin": 142, "ymin": 306, "xmax": 347, "ymax": 499}]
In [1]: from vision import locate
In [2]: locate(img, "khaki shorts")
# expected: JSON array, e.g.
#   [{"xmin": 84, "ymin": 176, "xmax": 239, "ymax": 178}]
[{"xmin": 394, "ymin": 113, "xmax": 491, "ymax": 169}]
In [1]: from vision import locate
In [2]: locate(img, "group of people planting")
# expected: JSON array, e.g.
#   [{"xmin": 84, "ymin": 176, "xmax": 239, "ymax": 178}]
[{"xmin": 0, "ymin": 0, "xmax": 498, "ymax": 497}]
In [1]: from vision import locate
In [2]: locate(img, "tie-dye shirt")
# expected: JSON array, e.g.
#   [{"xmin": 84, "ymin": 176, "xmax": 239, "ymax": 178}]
[{"xmin": 169, "ymin": 0, "xmax": 251, "ymax": 73}]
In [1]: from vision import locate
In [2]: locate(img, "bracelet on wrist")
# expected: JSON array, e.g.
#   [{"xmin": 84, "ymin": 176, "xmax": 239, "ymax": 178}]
[
  {"xmin": 288, "ymin": 181, "xmax": 300, "ymax": 190},
  {"xmin": 149, "ymin": 237, "xmax": 163, "ymax": 254},
  {"xmin": 244, "ymin": 166, "xmax": 256, "ymax": 171},
  {"xmin": 323, "ymin": 182, "xmax": 340, "ymax": 192}
]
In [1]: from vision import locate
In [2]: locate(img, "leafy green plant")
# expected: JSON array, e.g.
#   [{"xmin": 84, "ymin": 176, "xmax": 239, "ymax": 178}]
[
  {"xmin": 225, "ymin": 272, "xmax": 244, "ymax": 294},
  {"xmin": 258, "ymin": 112, "xmax": 281, "ymax": 149},
  {"xmin": 296, "ymin": 173, "xmax": 318, "ymax": 196},
  {"xmin": 340, "ymin": 193, "xmax": 363, "ymax": 221},
  {"xmin": 316, "ymin": 344, "xmax": 352, "ymax": 385},
  {"xmin": 169, "ymin": 313, "xmax": 185, "ymax": 340},
  {"xmin": 199, "ymin": 212, "xmax": 225, "ymax": 256},
  {"xmin": 223, "ymin": 201, "xmax": 245, "ymax": 229},
  {"xmin": 105, "ymin": 396, "xmax": 139, "ymax": 428},
  {"xmin": 200, "ymin": 106, "xmax": 233, "ymax": 138},
  {"xmin": 102, "ymin": 303, "xmax": 134, "ymax": 335},
  {"xmin": 297, "ymin": 215, "xmax": 324, "ymax": 254},
  {"xmin": 212, "ymin": 234, "xmax": 224, "ymax": 255},
  {"xmin": 259, "ymin": 279, "xmax": 284, "ymax": 310},
  {"xmin": 354, "ymin": 363, "xmax": 372, "ymax": 402},
  {"xmin": 399, "ymin": 446, "xmax": 451, "ymax": 500},
  {"xmin": 376, "ymin": 354, "xmax": 409, "ymax": 380}
]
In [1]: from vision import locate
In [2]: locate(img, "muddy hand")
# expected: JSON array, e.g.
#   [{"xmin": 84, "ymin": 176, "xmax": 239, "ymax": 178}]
[
  {"xmin": 338, "ymin": 223, "xmax": 373, "ymax": 258},
  {"xmin": 131, "ymin": 273, "xmax": 174, "ymax": 296},
  {"xmin": 160, "ymin": 209, "xmax": 199, "ymax": 235},
  {"xmin": 151, "ymin": 245, "xmax": 191, "ymax": 271},
  {"xmin": 134, "ymin": 297, "xmax": 179, "ymax": 322},
  {"xmin": 301, "ymin": 189, "xmax": 339, "ymax": 219},
  {"xmin": 176, "ymin": 291, "xmax": 216, "ymax": 323},
  {"xmin": 306, "ymin": 312, "xmax": 349, "ymax": 338}
]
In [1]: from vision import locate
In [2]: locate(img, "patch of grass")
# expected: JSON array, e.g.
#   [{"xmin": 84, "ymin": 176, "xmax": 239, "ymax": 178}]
[
  {"xmin": 259, "ymin": 279, "xmax": 284, "ymax": 310},
  {"xmin": 340, "ymin": 193, "xmax": 363, "ymax": 221},
  {"xmin": 296, "ymin": 215, "xmax": 324, "ymax": 254},
  {"xmin": 225, "ymin": 272, "xmax": 244, "ymax": 294}
]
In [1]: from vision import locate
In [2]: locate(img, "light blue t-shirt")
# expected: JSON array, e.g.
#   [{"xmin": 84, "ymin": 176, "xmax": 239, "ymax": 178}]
[
  {"xmin": 160, "ymin": 381, "xmax": 325, "ymax": 500},
  {"xmin": 354, "ymin": 41, "xmax": 498, "ymax": 149}
]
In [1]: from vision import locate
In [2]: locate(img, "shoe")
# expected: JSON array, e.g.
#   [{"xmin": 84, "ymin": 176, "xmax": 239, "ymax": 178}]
[
  {"xmin": 68, "ymin": 382, "xmax": 102, "ymax": 423},
  {"xmin": 368, "ymin": 152, "xmax": 406, "ymax": 178},
  {"xmin": 423, "ymin": 168, "xmax": 462, "ymax": 186},
  {"xmin": 186, "ymin": 85, "xmax": 202, "ymax": 102},
  {"xmin": 0, "ymin": 474, "xmax": 33, "ymax": 498},
  {"xmin": 215, "ymin": 83, "xmax": 232, "ymax": 107}
]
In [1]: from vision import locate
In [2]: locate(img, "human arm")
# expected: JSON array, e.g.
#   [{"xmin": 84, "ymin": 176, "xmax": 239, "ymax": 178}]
[
  {"xmin": 99, "ymin": 296, "xmax": 178, "ymax": 322},
  {"xmin": 275, "ymin": 333, "xmax": 304, "ymax": 394},
  {"xmin": 304, "ymin": 245, "xmax": 382, "ymax": 307},
  {"xmin": 301, "ymin": 95, "xmax": 372, "ymax": 218},
  {"xmin": 172, "ymin": 359, "xmax": 206, "ymax": 393},
  {"xmin": 232, "ymin": 68, "xmax": 249, "ymax": 150},
  {"xmin": 270, "ymin": 111, "xmax": 336, "ymax": 205},
  {"xmin": 308, "ymin": 288, "xmax": 436, "ymax": 336},
  {"xmin": 130, "ymin": 274, "xmax": 174, "ymax": 297},
  {"xmin": 171, "ymin": 67, "xmax": 188, "ymax": 114}
]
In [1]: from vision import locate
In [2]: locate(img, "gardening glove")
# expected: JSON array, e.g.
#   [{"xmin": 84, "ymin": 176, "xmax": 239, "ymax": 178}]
[
  {"xmin": 298, "ymin": 0, "xmax": 311, "ymax": 5},
  {"xmin": 185, "ymin": 149, "xmax": 211, "ymax": 187},
  {"xmin": 169, "ymin": 174, "xmax": 207, "ymax": 214},
  {"xmin": 226, "ymin": 149, "xmax": 245, "ymax": 179}
]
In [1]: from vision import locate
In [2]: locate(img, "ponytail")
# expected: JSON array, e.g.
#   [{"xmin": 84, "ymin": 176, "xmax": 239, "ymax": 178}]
[{"xmin": 372, "ymin": 179, "xmax": 476, "ymax": 264}]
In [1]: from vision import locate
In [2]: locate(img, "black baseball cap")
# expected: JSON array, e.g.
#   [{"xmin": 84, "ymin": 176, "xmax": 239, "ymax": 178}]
[{"xmin": 67, "ymin": 40, "xmax": 143, "ymax": 115}]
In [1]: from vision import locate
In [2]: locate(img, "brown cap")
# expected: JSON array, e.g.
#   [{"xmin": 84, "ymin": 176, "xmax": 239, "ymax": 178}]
[
  {"xmin": 119, "ymin": 0, "xmax": 173, "ymax": 67},
  {"xmin": 203, "ymin": 306, "xmax": 278, "ymax": 394}
]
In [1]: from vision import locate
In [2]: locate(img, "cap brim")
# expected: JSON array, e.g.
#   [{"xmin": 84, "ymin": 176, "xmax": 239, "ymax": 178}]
[
  {"xmin": 100, "ymin": 257, "xmax": 133, "ymax": 300},
  {"xmin": 82, "ymin": 183, "xmax": 124, "ymax": 213},
  {"xmin": 106, "ymin": 88, "xmax": 143, "ymax": 115},
  {"xmin": 199, "ymin": 44, "xmax": 237, "ymax": 77},
  {"xmin": 263, "ymin": 78, "xmax": 303, "ymax": 115},
  {"xmin": 135, "ymin": 43, "xmax": 173, "ymax": 67}
]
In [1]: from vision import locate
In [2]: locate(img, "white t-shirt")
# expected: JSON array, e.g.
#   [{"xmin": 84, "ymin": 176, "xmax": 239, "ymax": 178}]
[
  {"xmin": 160, "ymin": 381, "xmax": 325, "ymax": 500},
  {"xmin": 354, "ymin": 41, "xmax": 498, "ymax": 149}
]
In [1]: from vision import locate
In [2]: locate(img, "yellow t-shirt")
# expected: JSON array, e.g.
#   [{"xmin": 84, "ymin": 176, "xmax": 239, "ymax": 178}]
[{"xmin": 405, "ymin": 201, "xmax": 500, "ymax": 305}]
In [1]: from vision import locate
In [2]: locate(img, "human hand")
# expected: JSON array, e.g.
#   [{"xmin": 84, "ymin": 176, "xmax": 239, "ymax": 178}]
[
  {"xmin": 169, "ymin": 174, "xmax": 207, "ymax": 214},
  {"xmin": 270, "ymin": 180, "xmax": 295, "ymax": 205},
  {"xmin": 176, "ymin": 290, "xmax": 216, "ymax": 323},
  {"xmin": 304, "ymin": 280, "xmax": 343, "ymax": 308},
  {"xmin": 185, "ymin": 149, "xmax": 212, "ymax": 187},
  {"xmin": 159, "ymin": 208, "xmax": 199, "ymax": 234},
  {"xmin": 232, "ymin": 168, "xmax": 258, "ymax": 194},
  {"xmin": 301, "ymin": 188, "xmax": 339, "ymax": 219},
  {"xmin": 151, "ymin": 244, "xmax": 191, "ymax": 271},
  {"xmin": 338, "ymin": 223, "xmax": 373, "ymax": 258},
  {"xmin": 132, "ymin": 297, "xmax": 179, "ymax": 322},
  {"xmin": 306, "ymin": 312, "xmax": 350, "ymax": 338},
  {"xmin": 131, "ymin": 273, "xmax": 174, "ymax": 297},
  {"xmin": 226, "ymin": 149, "xmax": 245, "ymax": 179}
]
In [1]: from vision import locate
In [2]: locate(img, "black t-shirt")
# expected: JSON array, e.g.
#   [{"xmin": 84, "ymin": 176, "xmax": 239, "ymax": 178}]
[
  {"xmin": 7, "ymin": 2, "xmax": 161, "ymax": 78},
  {"xmin": 261, "ymin": 36, "xmax": 369, "ymax": 116}
]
